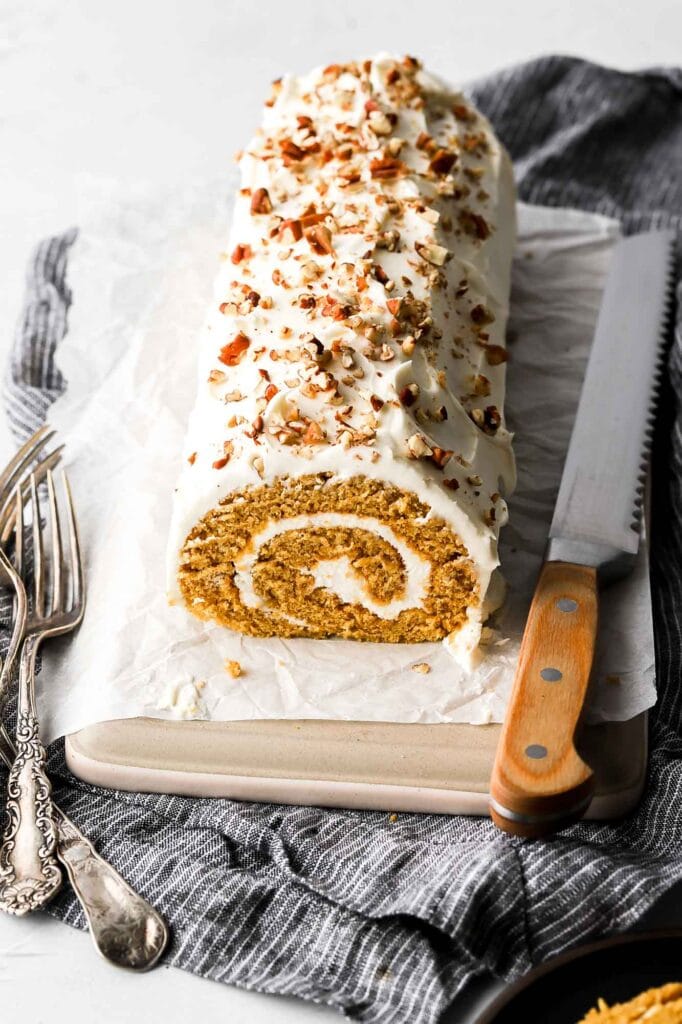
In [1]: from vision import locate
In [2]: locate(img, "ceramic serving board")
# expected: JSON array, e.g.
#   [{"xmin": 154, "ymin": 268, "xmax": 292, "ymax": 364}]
[{"xmin": 65, "ymin": 711, "xmax": 647, "ymax": 819}]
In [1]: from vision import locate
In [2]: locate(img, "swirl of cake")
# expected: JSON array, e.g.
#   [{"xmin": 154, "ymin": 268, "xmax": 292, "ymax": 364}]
[{"xmin": 167, "ymin": 54, "xmax": 516, "ymax": 656}]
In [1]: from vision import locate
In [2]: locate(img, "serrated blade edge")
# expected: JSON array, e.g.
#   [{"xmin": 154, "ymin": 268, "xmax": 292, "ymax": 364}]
[{"xmin": 548, "ymin": 230, "xmax": 676, "ymax": 576}]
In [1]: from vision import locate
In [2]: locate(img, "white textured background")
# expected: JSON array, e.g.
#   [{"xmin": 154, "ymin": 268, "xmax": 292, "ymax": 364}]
[{"xmin": 1, "ymin": 1, "xmax": 681, "ymax": 1021}]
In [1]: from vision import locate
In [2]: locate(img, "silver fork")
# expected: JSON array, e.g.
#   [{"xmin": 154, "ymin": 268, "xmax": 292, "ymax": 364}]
[
  {"xmin": 0, "ymin": 432, "xmax": 169, "ymax": 963},
  {"xmin": 0, "ymin": 484, "xmax": 168, "ymax": 976},
  {"xmin": 0, "ymin": 471, "xmax": 83, "ymax": 913}
]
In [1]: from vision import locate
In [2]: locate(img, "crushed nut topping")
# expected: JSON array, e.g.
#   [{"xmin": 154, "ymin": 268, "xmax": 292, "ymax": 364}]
[
  {"xmin": 218, "ymin": 333, "xmax": 250, "ymax": 366},
  {"xmin": 196, "ymin": 54, "xmax": 512, "ymax": 544},
  {"xmin": 250, "ymin": 188, "xmax": 273, "ymax": 215},
  {"xmin": 212, "ymin": 440, "xmax": 234, "ymax": 470},
  {"xmin": 484, "ymin": 344, "xmax": 508, "ymax": 366},
  {"xmin": 399, "ymin": 383, "xmax": 419, "ymax": 407},
  {"xmin": 231, "ymin": 243, "xmax": 253, "ymax": 264},
  {"xmin": 429, "ymin": 149, "xmax": 457, "ymax": 175},
  {"xmin": 407, "ymin": 433, "xmax": 432, "ymax": 459},
  {"xmin": 470, "ymin": 304, "xmax": 495, "ymax": 325},
  {"xmin": 415, "ymin": 241, "xmax": 450, "ymax": 266},
  {"xmin": 370, "ymin": 156, "xmax": 407, "ymax": 180}
]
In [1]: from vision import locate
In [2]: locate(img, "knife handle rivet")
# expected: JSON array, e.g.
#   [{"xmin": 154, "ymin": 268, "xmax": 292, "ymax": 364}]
[
  {"xmin": 557, "ymin": 598, "xmax": 578, "ymax": 613},
  {"xmin": 540, "ymin": 667, "xmax": 563, "ymax": 682},
  {"xmin": 525, "ymin": 744, "xmax": 548, "ymax": 759}
]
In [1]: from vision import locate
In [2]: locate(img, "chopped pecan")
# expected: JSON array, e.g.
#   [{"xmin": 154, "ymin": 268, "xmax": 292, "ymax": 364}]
[
  {"xmin": 484, "ymin": 344, "xmax": 508, "ymax": 366},
  {"xmin": 230, "ymin": 243, "xmax": 253, "ymax": 264},
  {"xmin": 428, "ymin": 149, "xmax": 457, "ymax": 175},
  {"xmin": 368, "ymin": 110, "xmax": 394, "ymax": 136},
  {"xmin": 300, "ymin": 210, "xmax": 328, "ymax": 228},
  {"xmin": 320, "ymin": 296, "xmax": 352, "ymax": 321},
  {"xmin": 377, "ymin": 229, "xmax": 401, "ymax": 251},
  {"xmin": 279, "ymin": 218, "xmax": 303, "ymax": 243},
  {"xmin": 407, "ymin": 433, "xmax": 432, "ymax": 458},
  {"xmin": 302, "ymin": 421, "xmax": 326, "ymax": 445},
  {"xmin": 430, "ymin": 447, "xmax": 454, "ymax": 469},
  {"xmin": 459, "ymin": 209, "xmax": 491, "ymax": 240},
  {"xmin": 218, "ymin": 332, "xmax": 250, "ymax": 366},
  {"xmin": 472, "ymin": 374, "xmax": 491, "ymax": 397},
  {"xmin": 471, "ymin": 304, "xmax": 495, "ymax": 325},
  {"xmin": 469, "ymin": 405, "xmax": 501, "ymax": 435},
  {"xmin": 483, "ymin": 405, "xmax": 501, "ymax": 434},
  {"xmin": 462, "ymin": 132, "xmax": 489, "ymax": 153},
  {"xmin": 280, "ymin": 139, "xmax": 305, "ymax": 162},
  {"xmin": 369, "ymin": 156, "xmax": 406, "ymax": 179},
  {"xmin": 399, "ymin": 383, "xmax": 419, "ymax": 407},
  {"xmin": 306, "ymin": 223, "xmax": 334, "ymax": 256},
  {"xmin": 250, "ymin": 188, "xmax": 272, "ymax": 215},
  {"xmin": 453, "ymin": 103, "xmax": 476, "ymax": 122},
  {"xmin": 415, "ymin": 241, "xmax": 449, "ymax": 266},
  {"xmin": 212, "ymin": 440, "xmax": 234, "ymax": 470},
  {"xmin": 246, "ymin": 415, "xmax": 264, "ymax": 438}
]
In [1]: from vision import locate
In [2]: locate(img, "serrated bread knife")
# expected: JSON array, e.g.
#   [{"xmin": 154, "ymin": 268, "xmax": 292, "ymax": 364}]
[{"xmin": 490, "ymin": 230, "xmax": 676, "ymax": 838}]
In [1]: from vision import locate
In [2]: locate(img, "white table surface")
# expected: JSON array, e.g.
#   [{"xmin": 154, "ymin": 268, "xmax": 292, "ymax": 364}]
[{"xmin": 1, "ymin": 1, "xmax": 681, "ymax": 1020}]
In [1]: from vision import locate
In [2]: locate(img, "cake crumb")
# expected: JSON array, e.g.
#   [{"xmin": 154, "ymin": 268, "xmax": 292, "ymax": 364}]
[
  {"xmin": 225, "ymin": 659, "xmax": 243, "ymax": 678},
  {"xmin": 388, "ymin": 813, "xmax": 398, "ymax": 824},
  {"xmin": 412, "ymin": 662, "xmax": 431, "ymax": 674}
]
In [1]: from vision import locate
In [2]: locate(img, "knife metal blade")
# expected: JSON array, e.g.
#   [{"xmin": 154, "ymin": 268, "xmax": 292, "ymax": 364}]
[{"xmin": 547, "ymin": 230, "xmax": 676, "ymax": 581}]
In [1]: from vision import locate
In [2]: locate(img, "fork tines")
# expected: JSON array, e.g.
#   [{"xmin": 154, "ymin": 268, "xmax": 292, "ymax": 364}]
[
  {"xmin": 15, "ymin": 470, "xmax": 83, "ymax": 628},
  {"xmin": 0, "ymin": 427, "xmax": 64, "ymax": 547}
]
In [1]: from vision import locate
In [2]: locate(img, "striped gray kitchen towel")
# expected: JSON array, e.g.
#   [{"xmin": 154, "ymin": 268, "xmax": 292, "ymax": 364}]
[{"xmin": 3, "ymin": 57, "xmax": 682, "ymax": 1024}]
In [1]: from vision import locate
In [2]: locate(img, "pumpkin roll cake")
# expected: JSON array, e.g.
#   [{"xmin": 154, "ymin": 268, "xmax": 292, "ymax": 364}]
[{"xmin": 167, "ymin": 54, "xmax": 516, "ymax": 659}]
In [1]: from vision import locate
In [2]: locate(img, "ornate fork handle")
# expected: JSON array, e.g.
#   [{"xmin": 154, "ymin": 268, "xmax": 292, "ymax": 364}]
[
  {"xmin": 0, "ymin": 724, "xmax": 168, "ymax": 967},
  {"xmin": 53, "ymin": 807, "xmax": 169, "ymax": 970},
  {"xmin": 0, "ymin": 634, "xmax": 62, "ymax": 914}
]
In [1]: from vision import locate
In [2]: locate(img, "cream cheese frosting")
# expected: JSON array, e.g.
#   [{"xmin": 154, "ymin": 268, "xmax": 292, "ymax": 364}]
[{"xmin": 167, "ymin": 53, "xmax": 516, "ymax": 642}]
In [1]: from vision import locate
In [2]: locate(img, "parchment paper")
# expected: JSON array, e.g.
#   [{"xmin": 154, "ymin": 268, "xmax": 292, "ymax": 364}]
[{"xmin": 36, "ymin": 176, "xmax": 656, "ymax": 744}]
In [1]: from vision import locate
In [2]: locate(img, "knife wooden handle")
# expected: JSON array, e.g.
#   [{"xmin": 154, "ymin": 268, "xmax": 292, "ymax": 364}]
[{"xmin": 490, "ymin": 561, "xmax": 598, "ymax": 838}]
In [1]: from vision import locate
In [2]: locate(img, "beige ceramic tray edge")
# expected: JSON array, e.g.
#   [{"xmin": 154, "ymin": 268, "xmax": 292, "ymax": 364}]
[{"xmin": 65, "ymin": 713, "xmax": 648, "ymax": 819}]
